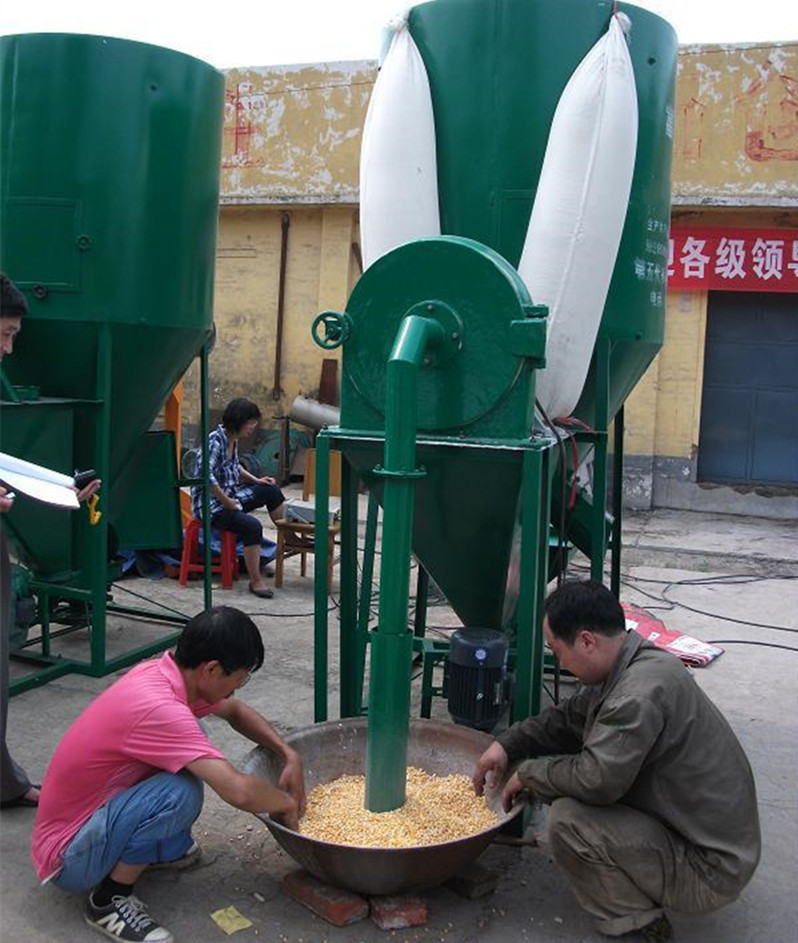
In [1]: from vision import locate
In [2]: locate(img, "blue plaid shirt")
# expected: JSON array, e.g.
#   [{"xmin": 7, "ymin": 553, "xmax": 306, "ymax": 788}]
[{"xmin": 191, "ymin": 425, "xmax": 254, "ymax": 520}]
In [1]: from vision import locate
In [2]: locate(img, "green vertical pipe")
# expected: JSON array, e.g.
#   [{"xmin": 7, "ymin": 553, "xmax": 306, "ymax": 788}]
[
  {"xmin": 199, "ymin": 341, "xmax": 213, "ymax": 612},
  {"xmin": 314, "ymin": 434, "xmax": 331, "ymax": 722},
  {"xmin": 313, "ymin": 531, "xmax": 329, "ymax": 723},
  {"xmin": 90, "ymin": 323, "xmax": 111, "ymax": 670},
  {"xmin": 339, "ymin": 451, "xmax": 360, "ymax": 717},
  {"xmin": 365, "ymin": 315, "xmax": 444, "ymax": 812},
  {"xmin": 611, "ymin": 406, "xmax": 625, "ymax": 599},
  {"xmin": 591, "ymin": 339, "xmax": 611, "ymax": 582}
]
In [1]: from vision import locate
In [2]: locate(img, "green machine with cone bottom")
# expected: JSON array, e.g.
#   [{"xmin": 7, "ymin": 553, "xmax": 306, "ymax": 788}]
[
  {"xmin": 304, "ymin": 0, "xmax": 676, "ymax": 839},
  {"xmin": 0, "ymin": 33, "xmax": 224, "ymax": 691}
]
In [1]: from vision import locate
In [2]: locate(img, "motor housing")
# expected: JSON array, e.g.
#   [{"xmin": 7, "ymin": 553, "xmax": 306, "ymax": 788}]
[{"xmin": 447, "ymin": 628, "xmax": 510, "ymax": 731}]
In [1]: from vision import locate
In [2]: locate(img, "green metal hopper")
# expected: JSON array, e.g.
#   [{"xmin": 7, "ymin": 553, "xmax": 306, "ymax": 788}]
[
  {"xmin": 329, "ymin": 0, "xmax": 676, "ymax": 626},
  {"xmin": 0, "ymin": 33, "xmax": 223, "ymax": 686}
]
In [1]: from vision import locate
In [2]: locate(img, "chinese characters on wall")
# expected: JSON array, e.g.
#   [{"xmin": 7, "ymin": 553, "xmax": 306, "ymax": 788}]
[{"xmin": 665, "ymin": 227, "xmax": 798, "ymax": 292}]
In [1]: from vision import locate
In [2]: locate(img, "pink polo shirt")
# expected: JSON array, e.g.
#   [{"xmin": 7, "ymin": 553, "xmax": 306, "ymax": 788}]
[{"xmin": 31, "ymin": 652, "xmax": 225, "ymax": 882}]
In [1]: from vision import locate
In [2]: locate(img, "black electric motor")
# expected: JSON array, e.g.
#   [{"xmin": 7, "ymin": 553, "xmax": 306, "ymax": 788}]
[{"xmin": 447, "ymin": 628, "xmax": 510, "ymax": 732}]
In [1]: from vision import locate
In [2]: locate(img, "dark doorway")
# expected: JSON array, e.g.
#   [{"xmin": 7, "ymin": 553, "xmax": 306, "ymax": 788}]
[{"xmin": 698, "ymin": 291, "xmax": 798, "ymax": 486}]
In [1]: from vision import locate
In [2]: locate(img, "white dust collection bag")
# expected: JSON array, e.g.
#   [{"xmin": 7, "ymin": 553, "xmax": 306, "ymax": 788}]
[
  {"xmin": 360, "ymin": 12, "xmax": 440, "ymax": 270},
  {"xmin": 518, "ymin": 14, "xmax": 638, "ymax": 419}
]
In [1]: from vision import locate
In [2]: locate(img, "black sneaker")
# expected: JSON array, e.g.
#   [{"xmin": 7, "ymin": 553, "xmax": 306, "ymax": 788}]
[{"xmin": 85, "ymin": 893, "xmax": 174, "ymax": 942}]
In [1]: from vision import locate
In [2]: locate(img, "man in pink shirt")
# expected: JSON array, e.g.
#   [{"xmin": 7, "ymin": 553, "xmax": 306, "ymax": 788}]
[{"xmin": 32, "ymin": 606, "xmax": 305, "ymax": 943}]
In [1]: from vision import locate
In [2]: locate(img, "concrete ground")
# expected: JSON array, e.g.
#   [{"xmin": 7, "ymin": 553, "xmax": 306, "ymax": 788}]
[{"xmin": 2, "ymin": 501, "xmax": 796, "ymax": 943}]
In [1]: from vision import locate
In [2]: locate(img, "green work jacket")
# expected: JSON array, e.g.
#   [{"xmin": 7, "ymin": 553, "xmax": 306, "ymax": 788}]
[{"xmin": 497, "ymin": 632, "xmax": 761, "ymax": 897}]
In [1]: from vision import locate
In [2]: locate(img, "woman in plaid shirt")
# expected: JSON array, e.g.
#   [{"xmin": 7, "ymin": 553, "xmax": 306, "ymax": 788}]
[{"xmin": 191, "ymin": 398, "xmax": 286, "ymax": 599}]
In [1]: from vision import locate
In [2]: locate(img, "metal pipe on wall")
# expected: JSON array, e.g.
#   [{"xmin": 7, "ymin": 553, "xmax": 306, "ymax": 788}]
[
  {"xmin": 289, "ymin": 395, "xmax": 340, "ymax": 430},
  {"xmin": 272, "ymin": 211, "xmax": 291, "ymax": 400}
]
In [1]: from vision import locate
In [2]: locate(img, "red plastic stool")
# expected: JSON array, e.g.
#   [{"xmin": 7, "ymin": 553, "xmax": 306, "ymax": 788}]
[{"xmin": 178, "ymin": 519, "xmax": 239, "ymax": 589}]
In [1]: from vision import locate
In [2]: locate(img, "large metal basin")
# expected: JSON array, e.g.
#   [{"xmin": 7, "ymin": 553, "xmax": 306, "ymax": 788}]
[{"xmin": 241, "ymin": 717, "xmax": 522, "ymax": 896}]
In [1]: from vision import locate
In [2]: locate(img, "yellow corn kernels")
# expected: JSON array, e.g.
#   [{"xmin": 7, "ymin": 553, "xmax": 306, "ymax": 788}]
[{"xmin": 299, "ymin": 767, "xmax": 499, "ymax": 848}]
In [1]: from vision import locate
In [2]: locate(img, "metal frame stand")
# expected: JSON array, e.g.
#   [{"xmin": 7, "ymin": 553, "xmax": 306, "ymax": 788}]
[
  {"xmin": 312, "ymin": 348, "xmax": 627, "ymax": 730},
  {"xmin": 312, "ymin": 431, "xmax": 555, "ymax": 733},
  {"xmin": 9, "ymin": 339, "xmax": 213, "ymax": 695}
]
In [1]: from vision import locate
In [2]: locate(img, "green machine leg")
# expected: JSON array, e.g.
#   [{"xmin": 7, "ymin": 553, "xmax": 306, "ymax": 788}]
[
  {"xmin": 313, "ymin": 443, "xmax": 377, "ymax": 722},
  {"xmin": 338, "ymin": 442, "xmax": 360, "ymax": 718},
  {"xmin": 590, "ymin": 338, "xmax": 612, "ymax": 582},
  {"xmin": 199, "ymin": 340, "xmax": 214, "ymax": 612},
  {"xmin": 313, "ymin": 433, "xmax": 331, "ymax": 722},
  {"xmin": 611, "ymin": 405, "xmax": 625, "ymax": 599},
  {"xmin": 354, "ymin": 492, "xmax": 379, "ymax": 715},
  {"xmin": 88, "ymin": 323, "xmax": 112, "ymax": 671},
  {"xmin": 511, "ymin": 446, "xmax": 551, "ymax": 722},
  {"xmin": 413, "ymin": 565, "xmax": 432, "ymax": 718}
]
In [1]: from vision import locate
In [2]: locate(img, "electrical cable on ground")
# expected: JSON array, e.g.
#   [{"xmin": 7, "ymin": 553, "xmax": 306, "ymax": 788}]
[
  {"xmin": 707, "ymin": 640, "xmax": 798, "ymax": 654},
  {"xmin": 660, "ymin": 582, "xmax": 798, "ymax": 633},
  {"xmin": 574, "ymin": 566, "xmax": 798, "ymax": 635},
  {"xmin": 110, "ymin": 582, "xmax": 191, "ymax": 620}
]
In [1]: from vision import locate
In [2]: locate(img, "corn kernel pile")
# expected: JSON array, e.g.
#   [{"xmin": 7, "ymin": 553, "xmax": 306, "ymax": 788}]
[{"xmin": 299, "ymin": 766, "xmax": 499, "ymax": 848}]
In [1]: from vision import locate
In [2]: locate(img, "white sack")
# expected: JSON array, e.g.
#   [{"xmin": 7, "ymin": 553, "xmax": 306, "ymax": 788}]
[
  {"xmin": 360, "ymin": 14, "xmax": 440, "ymax": 270},
  {"xmin": 518, "ymin": 15, "xmax": 638, "ymax": 419}
]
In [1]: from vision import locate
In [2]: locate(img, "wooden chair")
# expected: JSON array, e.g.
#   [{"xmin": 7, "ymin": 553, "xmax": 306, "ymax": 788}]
[{"xmin": 274, "ymin": 449, "xmax": 342, "ymax": 590}]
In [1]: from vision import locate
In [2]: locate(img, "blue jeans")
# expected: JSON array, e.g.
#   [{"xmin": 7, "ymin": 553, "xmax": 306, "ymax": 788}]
[{"xmin": 54, "ymin": 771, "xmax": 203, "ymax": 894}]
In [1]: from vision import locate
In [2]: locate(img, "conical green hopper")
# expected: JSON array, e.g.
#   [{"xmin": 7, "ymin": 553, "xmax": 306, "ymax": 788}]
[
  {"xmin": 0, "ymin": 34, "xmax": 223, "ymax": 573},
  {"xmin": 336, "ymin": 0, "xmax": 676, "ymax": 631}
]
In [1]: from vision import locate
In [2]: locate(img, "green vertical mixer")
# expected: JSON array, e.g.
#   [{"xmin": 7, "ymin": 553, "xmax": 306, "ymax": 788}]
[
  {"xmin": 309, "ymin": 0, "xmax": 677, "ymax": 816},
  {"xmin": 0, "ymin": 34, "xmax": 224, "ymax": 691}
]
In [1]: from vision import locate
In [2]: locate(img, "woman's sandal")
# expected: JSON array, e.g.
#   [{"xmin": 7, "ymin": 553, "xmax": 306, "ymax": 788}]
[{"xmin": 249, "ymin": 584, "xmax": 274, "ymax": 599}]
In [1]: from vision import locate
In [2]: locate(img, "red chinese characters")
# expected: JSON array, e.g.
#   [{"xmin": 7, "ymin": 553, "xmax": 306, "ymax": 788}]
[{"xmin": 667, "ymin": 227, "xmax": 798, "ymax": 292}]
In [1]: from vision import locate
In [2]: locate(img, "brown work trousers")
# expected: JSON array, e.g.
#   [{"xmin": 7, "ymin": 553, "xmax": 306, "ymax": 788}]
[{"xmin": 548, "ymin": 798, "xmax": 736, "ymax": 936}]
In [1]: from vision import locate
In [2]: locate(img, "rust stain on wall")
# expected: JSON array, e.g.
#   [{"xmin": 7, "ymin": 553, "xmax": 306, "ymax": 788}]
[{"xmin": 673, "ymin": 42, "xmax": 798, "ymax": 202}]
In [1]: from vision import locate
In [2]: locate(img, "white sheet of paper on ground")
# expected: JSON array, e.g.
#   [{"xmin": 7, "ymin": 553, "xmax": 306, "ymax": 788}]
[
  {"xmin": 359, "ymin": 11, "xmax": 440, "ymax": 269},
  {"xmin": 0, "ymin": 452, "xmax": 79, "ymax": 509},
  {"xmin": 518, "ymin": 14, "xmax": 638, "ymax": 419}
]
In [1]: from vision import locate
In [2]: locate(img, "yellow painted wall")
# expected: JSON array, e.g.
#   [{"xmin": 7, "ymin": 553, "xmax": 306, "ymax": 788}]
[
  {"xmin": 220, "ymin": 62, "xmax": 375, "ymax": 204},
  {"xmin": 624, "ymin": 291, "xmax": 707, "ymax": 463},
  {"xmin": 219, "ymin": 45, "xmax": 798, "ymax": 207},
  {"xmin": 182, "ymin": 61, "xmax": 373, "ymax": 429},
  {"xmin": 653, "ymin": 290, "xmax": 707, "ymax": 459},
  {"xmin": 623, "ymin": 356, "xmax": 660, "ymax": 457},
  {"xmin": 182, "ymin": 205, "xmax": 358, "ymax": 424},
  {"xmin": 673, "ymin": 42, "xmax": 798, "ymax": 203}
]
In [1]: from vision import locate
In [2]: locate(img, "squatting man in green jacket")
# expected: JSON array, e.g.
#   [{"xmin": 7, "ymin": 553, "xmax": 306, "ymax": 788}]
[{"xmin": 473, "ymin": 580, "xmax": 760, "ymax": 942}]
